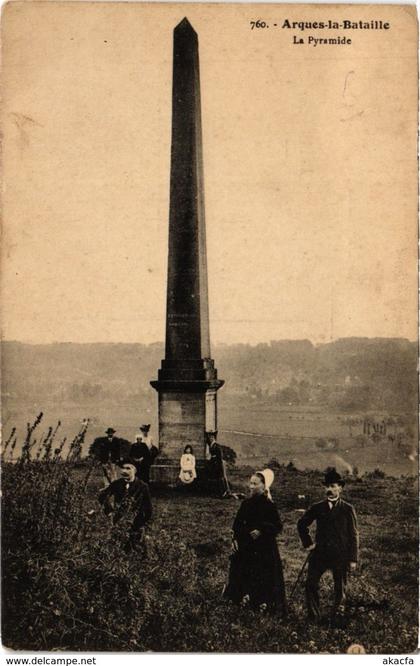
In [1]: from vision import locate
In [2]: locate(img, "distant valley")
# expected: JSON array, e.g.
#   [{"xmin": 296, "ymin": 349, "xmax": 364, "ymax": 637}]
[{"xmin": 2, "ymin": 337, "xmax": 417, "ymax": 475}]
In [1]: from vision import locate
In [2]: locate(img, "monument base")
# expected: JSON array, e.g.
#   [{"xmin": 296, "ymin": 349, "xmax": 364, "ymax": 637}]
[
  {"xmin": 150, "ymin": 459, "xmax": 207, "ymax": 487},
  {"xmin": 150, "ymin": 374, "xmax": 224, "ymax": 488},
  {"xmin": 158, "ymin": 390, "xmax": 207, "ymax": 458}
]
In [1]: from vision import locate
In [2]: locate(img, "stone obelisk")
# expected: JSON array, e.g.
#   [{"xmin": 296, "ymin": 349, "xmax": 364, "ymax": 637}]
[{"xmin": 150, "ymin": 18, "xmax": 223, "ymax": 485}]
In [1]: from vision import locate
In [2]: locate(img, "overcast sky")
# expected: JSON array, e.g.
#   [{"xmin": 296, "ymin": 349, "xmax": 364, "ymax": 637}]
[{"xmin": 2, "ymin": 3, "xmax": 417, "ymax": 345}]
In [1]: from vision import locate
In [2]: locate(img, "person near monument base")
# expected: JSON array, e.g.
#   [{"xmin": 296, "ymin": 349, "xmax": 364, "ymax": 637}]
[
  {"xmin": 130, "ymin": 424, "xmax": 159, "ymax": 484},
  {"xmin": 297, "ymin": 469, "xmax": 359, "ymax": 623},
  {"xmin": 89, "ymin": 427, "xmax": 123, "ymax": 487},
  {"xmin": 206, "ymin": 431, "xmax": 230, "ymax": 497},
  {"xmin": 179, "ymin": 445, "xmax": 197, "ymax": 484},
  {"xmin": 223, "ymin": 469, "xmax": 287, "ymax": 616},
  {"xmin": 98, "ymin": 460, "xmax": 152, "ymax": 552}
]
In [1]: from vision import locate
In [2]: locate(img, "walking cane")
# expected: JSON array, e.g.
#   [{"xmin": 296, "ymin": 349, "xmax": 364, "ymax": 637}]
[
  {"xmin": 221, "ymin": 459, "xmax": 232, "ymax": 497},
  {"xmin": 289, "ymin": 551, "xmax": 311, "ymax": 603}
]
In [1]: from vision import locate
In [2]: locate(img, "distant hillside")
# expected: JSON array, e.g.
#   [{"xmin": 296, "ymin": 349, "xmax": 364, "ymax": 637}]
[
  {"xmin": 217, "ymin": 337, "xmax": 417, "ymax": 412},
  {"xmin": 2, "ymin": 338, "xmax": 417, "ymax": 474},
  {"xmin": 2, "ymin": 337, "xmax": 417, "ymax": 414}
]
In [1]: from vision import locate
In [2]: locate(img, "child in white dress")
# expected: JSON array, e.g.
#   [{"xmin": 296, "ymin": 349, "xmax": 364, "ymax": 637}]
[{"xmin": 179, "ymin": 445, "xmax": 197, "ymax": 484}]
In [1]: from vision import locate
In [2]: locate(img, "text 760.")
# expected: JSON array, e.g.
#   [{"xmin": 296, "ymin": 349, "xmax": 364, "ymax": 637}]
[{"xmin": 250, "ymin": 20, "xmax": 269, "ymax": 29}]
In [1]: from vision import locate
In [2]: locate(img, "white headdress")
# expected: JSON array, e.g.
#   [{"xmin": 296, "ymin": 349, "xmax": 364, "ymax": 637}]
[{"xmin": 256, "ymin": 468, "xmax": 274, "ymax": 501}]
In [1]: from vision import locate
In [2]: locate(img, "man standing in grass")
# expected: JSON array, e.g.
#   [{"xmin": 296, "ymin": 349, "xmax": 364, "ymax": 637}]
[
  {"xmin": 99, "ymin": 460, "xmax": 152, "ymax": 552},
  {"xmin": 89, "ymin": 427, "xmax": 123, "ymax": 487},
  {"xmin": 206, "ymin": 431, "xmax": 231, "ymax": 498},
  {"xmin": 297, "ymin": 469, "xmax": 359, "ymax": 624}
]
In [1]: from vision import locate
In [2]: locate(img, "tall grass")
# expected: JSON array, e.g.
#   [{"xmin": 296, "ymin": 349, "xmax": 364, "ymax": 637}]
[{"xmin": 1, "ymin": 414, "xmax": 418, "ymax": 652}]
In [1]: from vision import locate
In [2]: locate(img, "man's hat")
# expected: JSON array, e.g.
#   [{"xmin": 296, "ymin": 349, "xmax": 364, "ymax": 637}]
[
  {"xmin": 118, "ymin": 458, "xmax": 136, "ymax": 469},
  {"xmin": 105, "ymin": 427, "xmax": 116, "ymax": 436},
  {"xmin": 323, "ymin": 469, "xmax": 345, "ymax": 487},
  {"xmin": 207, "ymin": 430, "xmax": 218, "ymax": 437},
  {"xmin": 139, "ymin": 424, "xmax": 151, "ymax": 432}
]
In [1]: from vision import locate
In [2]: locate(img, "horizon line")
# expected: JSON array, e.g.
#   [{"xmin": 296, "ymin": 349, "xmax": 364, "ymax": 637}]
[{"xmin": 2, "ymin": 335, "xmax": 416, "ymax": 347}]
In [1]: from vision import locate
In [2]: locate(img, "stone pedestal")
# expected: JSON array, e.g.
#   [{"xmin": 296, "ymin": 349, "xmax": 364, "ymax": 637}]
[
  {"xmin": 150, "ymin": 391, "xmax": 207, "ymax": 484},
  {"xmin": 159, "ymin": 391, "xmax": 205, "ymax": 455},
  {"xmin": 150, "ymin": 375, "xmax": 223, "ymax": 485}
]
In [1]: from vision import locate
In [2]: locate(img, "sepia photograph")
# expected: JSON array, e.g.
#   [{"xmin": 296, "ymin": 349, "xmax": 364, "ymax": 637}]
[{"xmin": 1, "ymin": 1, "xmax": 418, "ymax": 654}]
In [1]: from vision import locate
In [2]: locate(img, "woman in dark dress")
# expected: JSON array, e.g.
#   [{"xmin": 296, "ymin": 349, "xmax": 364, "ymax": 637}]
[
  {"xmin": 223, "ymin": 469, "xmax": 287, "ymax": 616},
  {"xmin": 130, "ymin": 429, "xmax": 159, "ymax": 484}
]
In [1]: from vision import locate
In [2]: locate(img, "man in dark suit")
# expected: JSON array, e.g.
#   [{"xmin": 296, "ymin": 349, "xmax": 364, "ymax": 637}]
[
  {"xmin": 206, "ymin": 431, "xmax": 231, "ymax": 498},
  {"xmin": 99, "ymin": 460, "xmax": 152, "ymax": 551},
  {"xmin": 297, "ymin": 469, "xmax": 359, "ymax": 623},
  {"xmin": 89, "ymin": 427, "xmax": 122, "ymax": 487}
]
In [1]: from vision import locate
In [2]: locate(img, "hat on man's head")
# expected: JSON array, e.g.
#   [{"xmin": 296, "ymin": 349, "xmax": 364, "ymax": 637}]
[
  {"xmin": 323, "ymin": 469, "xmax": 345, "ymax": 487},
  {"xmin": 140, "ymin": 424, "xmax": 151, "ymax": 432},
  {"xmin": 207, "ymin": 430, "xmax": 218, "ymax": 437},
  {"xmin": 105, "ymin": 427, "xmax": 116, "ymax": 436},
  {"xmin": 118, "ymin": 458, "xmax": 136, "ymax": 469}
]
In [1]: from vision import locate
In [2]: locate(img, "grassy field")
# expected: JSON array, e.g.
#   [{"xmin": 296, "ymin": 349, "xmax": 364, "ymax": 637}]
[
  {"xmin": 219, "ymin": 430, "xmax": 416, "ymax": 477},
  {"xmin": 3, "ymin": 397, "xmax": 416, "ymax": 476},
  {"xmin": 2, "ymin": 456, "xmax": 418, "ymax": 653}
]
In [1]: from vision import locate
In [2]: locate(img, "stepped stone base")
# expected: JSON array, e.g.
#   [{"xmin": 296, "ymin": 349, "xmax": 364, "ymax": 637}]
[{"xmin": 150, "ymin": 459, "xmax": 207, "ymax": 487}]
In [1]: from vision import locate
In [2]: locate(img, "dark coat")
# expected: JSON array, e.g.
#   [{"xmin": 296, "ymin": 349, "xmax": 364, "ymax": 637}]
[
  {"xmin": 89, "ymin": 436, "xmax": 131, "ymax": 464},
  {"xmin": 98, "ymin": 477, "xmax": 152, "ymax": 533},
  {"xmin": 297, "ymin": 498, "xmax": 359, "ymax": 563},
  {"xmin": 223, "ymin": 493, "xmax": 287, "ymax": 613},
  {"xmin": 130, "ymin": 441, "xmax": 159, "ymax": 483},
  {"xmin": 207, "ymin": 442, "xmax": 223, "ymax": 478}
]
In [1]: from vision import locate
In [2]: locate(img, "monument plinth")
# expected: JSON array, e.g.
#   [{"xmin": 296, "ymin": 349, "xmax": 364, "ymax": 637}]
[{"xmin": 150, "ymin": 18, "xmax": 224, "ymax": 485}]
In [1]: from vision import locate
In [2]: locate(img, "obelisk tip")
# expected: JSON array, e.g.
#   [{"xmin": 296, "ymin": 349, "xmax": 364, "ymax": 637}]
[{"xmin": 174, "ymin": 17, "xmax": 197, "ymax": 35}]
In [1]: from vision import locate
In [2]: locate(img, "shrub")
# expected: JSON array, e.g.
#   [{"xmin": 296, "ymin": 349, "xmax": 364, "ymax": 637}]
[
  {"xmin": 2, "ymin": 460, "xmax": 202, "ymax": 651},
  {"xmin": 266, "ymin": 458, "xmax": 282, "ymax": 470},
  {"xmin": 220, "ymin": 445, "xmax": 237, "ymax": 466},
  {"xmin": 364, "ymin": 468, "xmax": 386, "ymax": 480}
]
